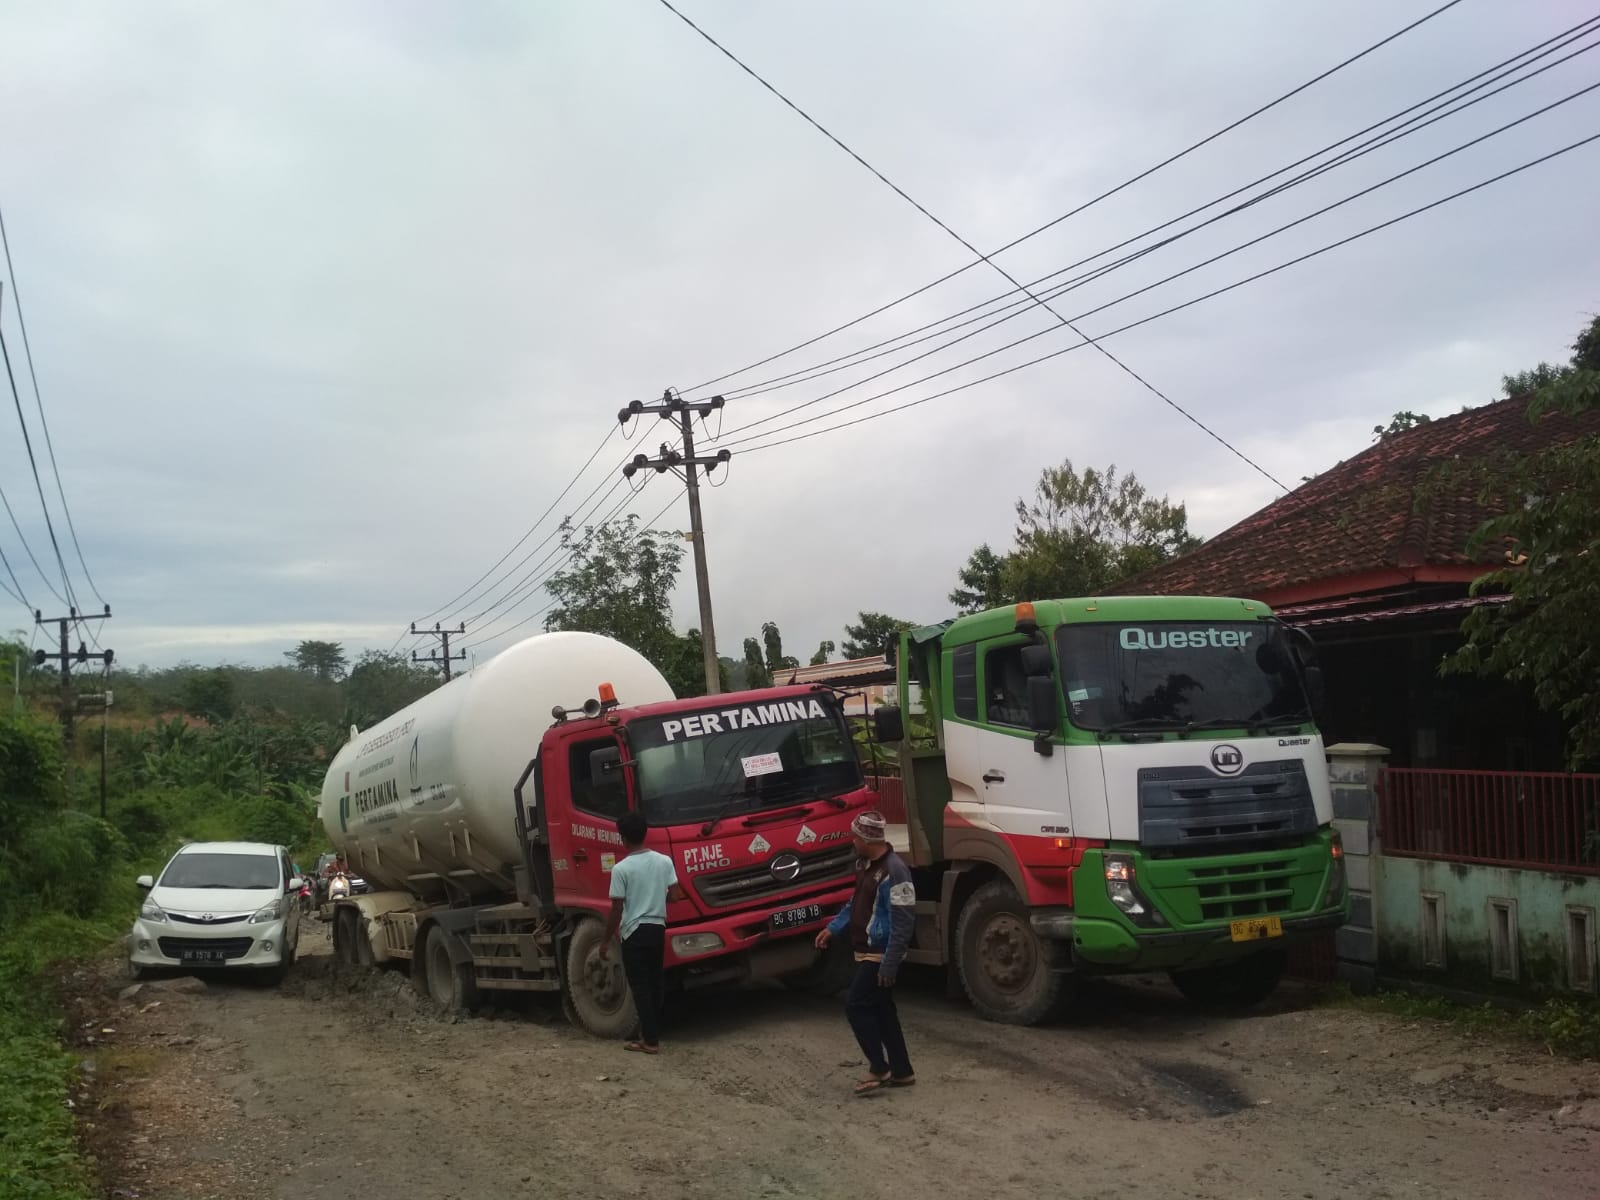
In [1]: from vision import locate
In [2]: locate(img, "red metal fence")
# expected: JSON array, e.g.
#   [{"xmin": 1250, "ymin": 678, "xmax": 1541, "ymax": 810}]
[{"xmin": 1379, "ymin": 768, "xmax": 1600, "ymax": 875}]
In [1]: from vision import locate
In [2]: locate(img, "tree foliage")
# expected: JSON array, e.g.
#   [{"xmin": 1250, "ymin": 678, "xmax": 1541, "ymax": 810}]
[
  {"xmin": 344, "ymin": 650, "xmax": 440, "ymax": 729},
  {"xmin": 742, "ymin": 637, "xmax": 773, "ymax": 689},
  {"xmin": 948, "ymin": 460, "xmax": 1201, "ymax": 613},
  {"xmin": 949, "ymin": 543, "xmax": 1009, "ymax": 614},
  {"xmin": 842, "ymin": 612, "xmax": 915, "ymax": 660},
  {"xmin": 810, "ymin": 640, "xmax": 835, "ymax": 666},
  {"xmin": 544, "ymin": 513, "xmax": 687, "ymax": 673},
  {"xmin": 1372, "ymin": 410, "xmax": 1432, "ymax": 440},
  {"xmin": 1446, "ymin": 316, "xmax": 1600, "ymax": 766},
  {"xmin": 762, "ymin": 621, "xmax": 798, "ymax": 675},
  {"xmin": 285, "ymin": 639, "xmax": 347, "ymax": 682}
]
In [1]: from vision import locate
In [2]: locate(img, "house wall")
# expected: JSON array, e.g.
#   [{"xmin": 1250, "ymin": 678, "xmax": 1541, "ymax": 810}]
[
  {"xmin": 1375, "ymin": 856, "xmax": 1599, "ymax": 996},
  {"xmin": 1327, "ymin": 744, "xmax": 1599, "ymax": 998}
]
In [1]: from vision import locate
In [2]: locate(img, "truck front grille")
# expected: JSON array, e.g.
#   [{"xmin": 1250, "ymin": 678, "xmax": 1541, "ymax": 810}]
[
  {"xmin": 694, "ymin": 845, "xmax": 855, "ymax": 908},
  {"xmin": 1137, "ymin": 759, "xmax": 1317, "ymax": 853},
  {"xmin": 1188, "ymin": 859, "xmax": 1296, "ymax": 920}
]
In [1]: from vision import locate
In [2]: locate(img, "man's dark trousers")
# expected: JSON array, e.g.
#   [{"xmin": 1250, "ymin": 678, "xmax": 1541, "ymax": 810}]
[
  {"xmin": 845, "ymin": 959, "xmax": 913, "ymax": 1077},
  {"xmin": 621, "ymin": 922, "xmax": 666, "ymax": 1044}
]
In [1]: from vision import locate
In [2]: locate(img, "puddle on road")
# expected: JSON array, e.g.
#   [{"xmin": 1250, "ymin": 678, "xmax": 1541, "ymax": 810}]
[{"xmin": 1138, "ymin": 1060, "xmax": 1252, "ymax": 1116}]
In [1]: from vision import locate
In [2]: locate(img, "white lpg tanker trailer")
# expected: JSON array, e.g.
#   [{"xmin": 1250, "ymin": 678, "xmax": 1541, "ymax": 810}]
[{"xmin": 318, "ymin": 631, "xmax": 876, "ymax": 1035}]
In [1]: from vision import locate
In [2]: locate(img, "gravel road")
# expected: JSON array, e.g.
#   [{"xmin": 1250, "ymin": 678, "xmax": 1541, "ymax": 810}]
[{"xmin": 68, "ymin": 923, "xmax": 1599, "ymax": 1200}]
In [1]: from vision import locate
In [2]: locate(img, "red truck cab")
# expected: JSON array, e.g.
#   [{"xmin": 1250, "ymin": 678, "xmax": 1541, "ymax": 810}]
[{"xmin": 532, "ymin": 684, "xmax": 873, "ymax": 1015}]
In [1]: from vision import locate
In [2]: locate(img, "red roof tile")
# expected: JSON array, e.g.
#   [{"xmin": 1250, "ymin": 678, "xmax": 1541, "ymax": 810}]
[{"xmin": 1125, "ymin": 394, "xmax": 1600, "ymax": 603}]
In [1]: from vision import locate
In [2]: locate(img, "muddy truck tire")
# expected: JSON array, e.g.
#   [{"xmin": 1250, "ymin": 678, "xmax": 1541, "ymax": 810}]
[
  {"xmin": 955, "ymin": 879, "xmax": 1077, "ymax": 1025},
  {"xmin": 564, "ymin": 918, "xmax": 639, "ymax": 1038}
]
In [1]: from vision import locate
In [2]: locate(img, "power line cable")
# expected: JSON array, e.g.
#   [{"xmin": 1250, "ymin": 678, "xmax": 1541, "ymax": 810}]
[
  {"xmin": 0, "ymin": 321, "xmax": 77, "ymax": 610},
  {"xmin": 656, "ymin": 0, "xmax": 1471, "ymax": 495},
  {"xmin": 731, "ymin": 131, "xmax": 1600, "ymax": 457},
  {"xmin": 712, "ymin": 76, "xmax": 1600, "ymax": 449},
  {"xmin": 461, "ymin": 479, "xmax": 678, "ymax": 652},
  {"xmin": 713, "ymin": 21, "xmax": 1600, "ymax": 408},
  {"xmin": 0, "ymin": 540, "xmax": 29, "ymax": 608},
  {"xmin": 397, "ymin": 424, "xmax": 620, "ymax": 644},
  {"xmin": 0, "ymin": 203, "xmax": 106, "ymax": 607},
  {"xmin": 446, "ymin": 434, "xmax": 686, "ymax": 637},
  {"xmin": 462, "ymin": 474, "xmax": 633, "ymax": 629},
  {"xmin": 665, "ymin": 0, "xmax": 1469, "ymax": 397}
]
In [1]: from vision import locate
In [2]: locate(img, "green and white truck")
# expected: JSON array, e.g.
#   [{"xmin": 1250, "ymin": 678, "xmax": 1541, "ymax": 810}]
[{"xmin": 872, "ymin": 595, "xmax": 1347, "ymax": 1024}]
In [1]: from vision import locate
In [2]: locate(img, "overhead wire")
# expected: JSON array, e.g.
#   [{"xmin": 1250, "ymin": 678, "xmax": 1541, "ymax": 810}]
[
  {"xmin": 728, "ymin": 131, "xmax": 1600, "ymax": 457},
  {"xmin": 656, "ymin": 0, "xmax": 1482, "ymax": 497},
  {"xmin": 710, "ymin": 19, "xmax": 1600, "ymax": 410},
  {"xmin": 709, "ymin": 75, "xmax": 1600, "ymax": 450},
  {"xmin": 0, "ymin": 323, "xmax": 78, "ymax": 616},
  {"xmin": 460, "ymin": 476, "xmax": 681, "ymax": 652},
  {"xmin": 396, "ymin": 424, "xmax": 620, "ymax": 644},
  {"xmin": 0, "ymin": 203, "xmax": 107, "ymax": 608},
  {"xmin": 665, "ymin": 0, "xmax": 1470, "ymax": 398}
]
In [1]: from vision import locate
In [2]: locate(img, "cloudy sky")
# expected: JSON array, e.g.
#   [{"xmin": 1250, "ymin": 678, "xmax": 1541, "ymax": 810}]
[{"xmin": 0, "ymin": 0, "xmax": 1596, "ymax": 675}]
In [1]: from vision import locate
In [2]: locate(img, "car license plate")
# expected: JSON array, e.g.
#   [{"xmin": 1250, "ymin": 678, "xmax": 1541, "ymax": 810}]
[
  {"xmin": 180, "ymin": 948, "xmax": 227, "ymax": 964},
  {"xmin": 770, "ymin": 903, "xmax": 824, "ymax": 931},
  {"xmin": 1229, "ymin": 916, "xmax": 1283, "ymax": 942}
]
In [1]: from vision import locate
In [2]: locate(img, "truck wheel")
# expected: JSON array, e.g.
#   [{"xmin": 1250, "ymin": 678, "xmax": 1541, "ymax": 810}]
[
  {"xmin": 564, "ymin": 919, "xmax": 638, "ymax": 1039},
  {"xmin": 1171, "ymin": 950, "xmax": 1286, "ymax": 1011},
  {"xmin": 333, "ymin": 906, "xmax": 357, "ymax": 966},
  {"xmin": 420, "ymin": 925, "xmax": 481, "ymax": 1012},
  {"xmin": 955, "ymin": 879, "xmax": 1076, "ymax": 1025},
  {"xmin": 780, "ymin": 938, "xmax": 852, "ymax": 998}
]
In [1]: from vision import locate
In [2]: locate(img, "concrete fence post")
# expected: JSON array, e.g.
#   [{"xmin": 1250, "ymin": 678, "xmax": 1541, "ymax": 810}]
[{"xmin": 1326, "ymin": 742, "xmax": 1390, "ymax": 992}]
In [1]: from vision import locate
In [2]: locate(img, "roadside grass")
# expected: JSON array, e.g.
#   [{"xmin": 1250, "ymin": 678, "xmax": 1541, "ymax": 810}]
[
  {"xmin": 0, "ymin": 914, "xmax": 123, "ymax": 1200},
  {"xmin": 1321, "ymin": 984, "xmax": 1600, "ymax": 1060}
]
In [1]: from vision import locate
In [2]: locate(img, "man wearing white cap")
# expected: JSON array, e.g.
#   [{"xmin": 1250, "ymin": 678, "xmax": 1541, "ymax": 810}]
[{"xmin": 815, "ymin": 809, "xmax": 916, "ymax": 1096}]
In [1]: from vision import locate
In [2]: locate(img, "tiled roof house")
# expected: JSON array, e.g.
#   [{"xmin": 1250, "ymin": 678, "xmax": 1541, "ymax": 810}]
[
  {"xmin": 1128, "ymin": 393, "xmax": 1600, "ymax": 614},
  {"xmin": 1125, "ymin": 394, "xmax": 1600, "ymax": 768}
]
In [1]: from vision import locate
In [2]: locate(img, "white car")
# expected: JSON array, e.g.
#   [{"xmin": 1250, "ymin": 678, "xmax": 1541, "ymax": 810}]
[{"xmin": 128, "ymin": 841, "xmax": 303, "ymax": 984}]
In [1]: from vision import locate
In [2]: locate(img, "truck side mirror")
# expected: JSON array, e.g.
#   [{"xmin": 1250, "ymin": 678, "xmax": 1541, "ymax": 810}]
[
  {"xmin": 589, "ymin": 746, "xmax": 628, "ymax": 809},
  {"xmin": 1020, "ymin": 643, "xmax": 1053, "ymax": 677},
  {"xmin": 1303, "ymin": 664, "xmax": 1327, "ymax": 718},
  {"xmin": 135, "ymin": 874, "xmax": 154, "ymax": 891},
  {"xmin": 1026, "ymin": 677, "xmax": 1058, "ymax": 740},
  {"xmin": 872, "ymin": 706, "xmax": 904, "ymax": 744}
]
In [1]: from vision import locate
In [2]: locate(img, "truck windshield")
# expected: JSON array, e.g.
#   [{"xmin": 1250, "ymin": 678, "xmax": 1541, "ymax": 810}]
[
  {"xmin": 628, "ymin": 695, "xmax": 861, "ymax": 825},
  {"xmin": 1054, "ymin": 620, "xmax": 1310, "ymax": 732}
]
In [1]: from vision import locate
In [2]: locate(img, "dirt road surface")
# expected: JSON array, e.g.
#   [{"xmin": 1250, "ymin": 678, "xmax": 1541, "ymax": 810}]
[{"xmin": 65, "ymin": 923, "xmax": 1599, "ymax": 1200}]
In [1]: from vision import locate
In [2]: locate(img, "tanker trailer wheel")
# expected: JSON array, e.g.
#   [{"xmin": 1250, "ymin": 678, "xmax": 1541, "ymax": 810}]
[
  {"xmin": 419, "ymin": 925, "xmax": 481, "ymax": 1013},
  {"xmin": 333, "ymin": 906, "xmax": 357, "ymax": 967},
  {"xmin": 564, "ymin": 918, "xmax": 638, "ymax": 1039},
  {"xmin": 955, "ymin": 879, "xmax": 1077, "ymax": 1026},
  {"xmin": 333, "ymin": 906, "xmax": 374, "ymax": 969}
]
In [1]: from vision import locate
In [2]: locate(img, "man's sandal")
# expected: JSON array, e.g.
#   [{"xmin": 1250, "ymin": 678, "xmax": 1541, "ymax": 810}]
[{"xmin": 853, "ymin": 1074, "xmax": 913, "ymax": 1095}]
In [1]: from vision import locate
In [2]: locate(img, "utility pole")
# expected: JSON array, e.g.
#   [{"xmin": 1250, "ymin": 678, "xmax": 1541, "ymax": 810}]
[
  {"xmin": 33, "ymin": 605, "xmax": 113, "ymax": 744},
  {"xmin": 77, "ymin": 680, "xmax": 112, "ymax": 820},
  {"xmin": 411, "ymin": 621, "xmax": 466, "ymax": 680},
  {"xmin": 620, "ymin": 391, "xmax": 731, "ymax": 695}
]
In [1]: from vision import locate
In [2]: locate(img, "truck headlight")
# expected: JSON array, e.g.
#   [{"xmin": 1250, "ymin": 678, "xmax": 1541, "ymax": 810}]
[
  {"xmin": 1104, "ymin": 856, "xmax": 1164, "ymax": 928},
  {"xmin": 1326, "ymin": 833, "xmax": 1347, "ymax": 906},
  {"xmin": 248, "ymin": 899, "xmax": 284, "ymax": 924},
  {"xmin": 138, "ymin": 899, "xmax": 168, "ymax": 923},
  {"xmin": 671, "ymin": 933, "xmax": 724, "ymax": 958}
]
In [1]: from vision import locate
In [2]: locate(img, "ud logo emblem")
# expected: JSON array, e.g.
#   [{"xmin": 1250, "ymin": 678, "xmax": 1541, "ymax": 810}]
[{"xmin": 1210, "ymin": 744, "xmax": 1244, "ymax": 776}]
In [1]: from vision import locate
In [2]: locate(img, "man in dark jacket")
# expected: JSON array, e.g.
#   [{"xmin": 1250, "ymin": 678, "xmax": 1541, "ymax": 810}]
[{"xmin": 815, "ymin": 810, "xmax": 916, "ymax": 1096}]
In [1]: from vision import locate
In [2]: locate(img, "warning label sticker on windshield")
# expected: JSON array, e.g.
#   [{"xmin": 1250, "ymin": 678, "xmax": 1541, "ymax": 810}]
[{"xmin": 741, "ymin": 753, "xmax": 783, "ymax": 778}]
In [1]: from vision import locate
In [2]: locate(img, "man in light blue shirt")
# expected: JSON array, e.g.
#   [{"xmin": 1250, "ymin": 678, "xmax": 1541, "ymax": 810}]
[{"xmin": 600, "ymin": 810, "xmax": 683, "ymax": 1053}]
